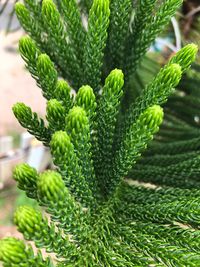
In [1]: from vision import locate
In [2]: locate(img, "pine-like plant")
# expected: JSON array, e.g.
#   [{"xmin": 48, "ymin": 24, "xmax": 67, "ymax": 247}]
[{"xmin": 0, "ymin": 0, "xmax": 200, "ymax": 266}]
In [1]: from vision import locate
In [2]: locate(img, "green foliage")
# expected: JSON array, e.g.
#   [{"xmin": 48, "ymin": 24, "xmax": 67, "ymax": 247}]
[
  {"xmin": 0, "ymin": 237, "xmax": 53, "ymax": 267},
  {"xmin": 54, "ymin": 80, "xmax": 73, "ymax": 113},
  {"xmin": 19, "ymin": 36, "xmax": 40, "ymax": 80},
  {"xmin": 37, "ymin": 171, "xmax": 88, "ymax": 239},
  {"xmin": 41, "ymin": 0, "xmax": 81, "ymax": 86},
  {"xmin": 12, "ymin": 103, "xmax": 51, "ymax": 146},
  {"xmin": 66, "ymin": 107, "xmax": 97, "ymax": 194},
  {"xmin": 15, "ymin": 2, "xmax": 41, "ymax": 42},
  {"xmin": 169, "ymin": 43, "xmax": 198, "ymax": 72},
  {"xmin": 14, "ymin": 206, "xmax": 74, "ymax": 258},
  {"xmin": 95, "ymin": 69, "xmax": 124, "ymax": 189},
  {"xmin": 50, "ymin": 130, "xmax": 94, "ymax": 205},
  {"xmin": 36, "ymin": 54, "xmax": 58, "ymax": 100},
  {"xmin": 13, "ymin": 164, "xmax": 38, "ymax": 199},
  {"xmin": 83, "ymin": 0, "xmax": 110, "ymax": 93},
  {"xmin": 106, "ymin": 0, "xmax": 132, "ymax": 70},
  {"xmin": 46, "ymin": 99, "xmax": 66, "ymax": 131},
  {"xmin": 1, "ymin": 0, "xmax": 200, "ymax": 266},
  {"xmin": 58, "ymin": 0, "xmax": 86, "ymax": 62},
  {"xmin": 75, "ymin": 85, "xmax": 97, "ymax": 121},
  {"xmin": 108, "ymin": 105, "xmax": 164, "ymax": 193},
  {"xmin": 125, "ymin": 0, "xmax": 183, "ymax": 80}
]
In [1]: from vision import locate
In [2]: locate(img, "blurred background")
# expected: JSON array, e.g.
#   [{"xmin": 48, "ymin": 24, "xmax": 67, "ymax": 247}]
[
  {"xmin": 0, "ymin": 0, "xmax": 199, "ymax": 249},
  {"xmin": 0, "ymin": 0, "xmax": 48, "ymax": 244}
]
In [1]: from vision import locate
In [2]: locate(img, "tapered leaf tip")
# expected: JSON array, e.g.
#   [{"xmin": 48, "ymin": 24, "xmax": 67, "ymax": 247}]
[
  {"xmin": 15, "ymin": 2, "xmax": 25, "ymax": 11},
  {"xmin": 68, "ymin": 106, "xmax": 87, "ymax": 117},
  {"xmin": 0, "ymin": 238, "xmax": 26, "ymax": 264},
  {"xmin": 37, "ymin": 54, "xmax": 52, "ymax": 69},
  {"xmin": 180, "ymin": 43, "xmax": 198, "ymax": 71},
  {"xmin": 51, "ymin": 131, "xmax": 71, "ymax": 148},
  {"xmin": 161, "ymin": 63, "xmax": 182, "ymax": 87},
  {"xmin": 47, "ymin": 98, "xmax": 60, "ymax": 107},
  {"xmin": 56, "ymin": 80, "xmax": 71, "ymax": 95},
  {"xmin": 18, "ymin": 36, "xmax": 37, "ymax": 61},
  {"xmin": 42, "ymin": 0, "xmax": 53, "ymax": 5},
  {"xmin": 76, "ymin": 85, "xmax": 96, "ymax": 111},
  {"xmin": 110, "ymin": 68, "xmax": 123, "ymax": 75},
  {"xmin": 14, "ymin": 206, "xmax": 42, "ymax": 234},
  {"xmin": 42, "ymin": 0, "xmax": 56, "ymax": 12},
  {"xmin": 66, "ymin": 106, "xmax": 88, "ymax": 132},
  {"xmin": 110, "ymin": 68, "xmax": 124, "ymax": 80},
  {"xmin": 12, "ymin": 102, "xmax": 28, "ymax": 117},
  {"xmin": 19, "ymin": 36, "xmax": 32, "ymax": 47},
  {"xmin": 14, "ymin": 163, "xmax": 38, "ymax": 185},
  {"xmin": 78, "ymin": 85, "xmax": 94, "ymax": 95},
  {"xmin": 93, "ymin": 0, "xmax": 110, "ymax": 12},
  {"xmin": 105, "ymin": 68, "xmax": 124, "ymax": 93},
  {"xmin": 141, "ymin": 105, "xmax": 164, "ymax": 129},
  {"xmin": 183, "ymin": 43, "xmax": 198, "ymax": 58},
  {"xmin": 52, "ymin": 130, "xmax": 69, "ymax": 141},
  {"xmin": 38, "ymin": 171, "xmax": 65, "ymax": 201},
  {"xmin": 170, "ymin": 43, "xmax": 198, "ymax": 72},
  {"xmin": 47, "ymin": 99, "xmax": 64, "ymax": 116}
]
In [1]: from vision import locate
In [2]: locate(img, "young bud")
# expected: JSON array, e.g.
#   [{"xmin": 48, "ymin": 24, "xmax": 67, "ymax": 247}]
[
  {"xmin": 55, "ymin": 80, "xmax": 71, "ymax": 100},
  {"xmin": 12, "ymin": 102, "xmax": 35, "ymax": 131},
  {"xmin": 0, "ymin": 237, "xmax": 53, "ymax": 266},
  {"xmin": 75, "ymin": 85, "xmax": 97, "ymax": 116},
  {"xmin": 66, "ymin": 106, "xmax": 89, "ymax": 135},
  {"xmin": 24, "ymin": 0, "xmax": 40, "ymax": 14},
  {"xmin": 47, "ymin": 99, "xmax": 65, "ymax": 120},
  {"xmin": 155, "ymin": 63, "xmax": 182, "ymax": 89},
  {"xmin": 92, "ymin": 0, "xmax": 110, "ymax": 15},
  {"xmin": 50, "ymin": 131, "xmax": 73, "ymax": 161},
  {"xmin": 36, "ymin": 54, "xmax": 58, "ymax": 99},
  {"xmin": 19, "ymin": 36, "xmax": 39, "ymax": 63},
  {"xmin": 84, "ymin": 0, "xmax": 110, "ymax": 92},
  {"xmin": 42, "ymin": 0, "xmax": 60, "ymax": 26},
  {"xmin": 12, "ymin": 102, "xmax": 31, "ymax": 121},
  {"xmin": 15, "ymin": 3, "xmax": 30, "ymax": 25},
  {"xmin": 13, "ymin": 163, "xmax": 38, "ymax": 197},
  {"xmin": 37, "ymin": 171, "xmax": 66, "ymax": 202},
  {"xmin": 169, "ymin": 44, "xmax": 198, "ymax": 73},
  {"xmin": 15, "ymin": 2, "xmax": 42, "ymax": 44},
  {"xmin": 54, "ymin": 80, "xmax": 73, "ymax": 112},
  {"xmin": 140, "ymin": 105, "xmax": 164, "ymax": 133},
  {"xmin": 14, "ymin": 206, "xmax": 43, "ymax": 237},
  {"xmin": 50, "ymin": 130, "xmax": 93, "ymax": 204},
  {"xmin": 104, "ymin": 69, "xmax": 124, "ymax": 96},
  {"xmin": 12, "ymin": 102, "xmax": 50, "ymax": 146},
  {"xmin": 0, "ymin": 238, "xmax": 27, "ymax": 264},
  {"xmin": 50, "ymin": 130, "xmax": 76, "ymax": 171},
  {"xmin": 14, "ymin": 206, "xmax": 70, "ymax": 256},
  {"xmin": 37, "ymin": 54, "xmax": 57, "ymax": 80},
  {"xmin": 46, "ymin": 99, "xmax": 66, "ymax": 131}
]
